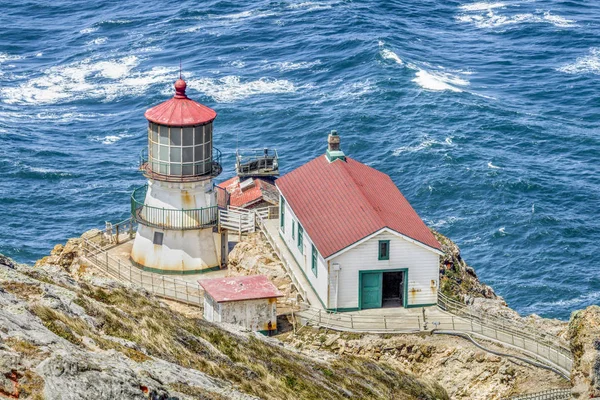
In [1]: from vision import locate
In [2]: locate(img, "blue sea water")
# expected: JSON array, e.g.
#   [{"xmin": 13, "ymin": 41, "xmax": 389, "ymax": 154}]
[{"xmin": 0, "ymin": 0, "xmax": 598, "ymax": 320}]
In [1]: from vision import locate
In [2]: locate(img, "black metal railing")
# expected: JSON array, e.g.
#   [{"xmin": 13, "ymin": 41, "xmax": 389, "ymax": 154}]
[{"xmin": 131, "ymin": 185, "xmax": 218, "ymax": 230}]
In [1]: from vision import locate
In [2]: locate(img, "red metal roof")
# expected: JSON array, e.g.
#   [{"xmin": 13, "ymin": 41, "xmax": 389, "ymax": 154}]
[
  {"xmin": 217, "ymin": 176, "xmax": 278, "ymax": 208},
  {"xmin": 198, "ymin": 275, "xmax": 283, "ymax": 303},
  {"xmin": 276, "ymin": 155, "xmax": 441, "ymax": 258},
  {"xmin": 144, "ymin": 79, "xmax": 217, "ymax": 127}
]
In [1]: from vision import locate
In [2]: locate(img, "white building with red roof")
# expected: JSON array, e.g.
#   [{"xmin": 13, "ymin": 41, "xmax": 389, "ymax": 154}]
[
  {"xmin": 199, "ymin": 275, "xmax": 283, "ymax": 334},
  {"xmin": 275, "ymin": 131, "xmax": 443, "ymax": 311}
]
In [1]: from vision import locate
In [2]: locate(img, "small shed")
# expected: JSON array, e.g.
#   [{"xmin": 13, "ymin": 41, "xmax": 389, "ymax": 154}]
[{"xmin": 199, "ymin": 275, "xmax": 283, "ymax": 334}]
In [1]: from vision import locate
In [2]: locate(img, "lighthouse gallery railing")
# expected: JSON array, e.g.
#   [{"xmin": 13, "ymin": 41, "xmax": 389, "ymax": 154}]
[{"xmin": 131, "ymin": 185, "xmax": 219, "ymax": 230}]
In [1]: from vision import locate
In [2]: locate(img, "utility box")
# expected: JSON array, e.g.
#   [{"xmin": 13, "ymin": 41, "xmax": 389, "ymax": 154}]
[{"xmin": 199, "ymin": 275, "xmax": 283, "ymax": 335}]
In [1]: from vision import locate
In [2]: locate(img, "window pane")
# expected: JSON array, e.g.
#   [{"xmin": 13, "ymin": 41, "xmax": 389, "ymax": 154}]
[
  {"xmin": 151, "ymin": 123, "xmax": 158, "ymax": 142},
  {"xmin": 151, "ymin": 143, "xmax": 158, "ymax": 159},
  {"xmin": 194, "ymin": 145, "xmax": 205, "ymax": 162},
  {"xmin": 170, "ymin": 147, "xmax": 181, "ymax": 162},
  {"xmin": 170, "ymin": 164, "xmax": 182, "ymax": 176},
  {"xmin": 182, "ymin": 164, "xmax": 193, "ymax": 175},
  {"xmin": 159, "ymin": 125, "xmax": 169, "ymax": 145},
  {"xmin": 159, "ymin": 145, "xmax": 169, "ymax": 162},
  {"xmin": 170, "ymin": 128, "xmax": 181, "ymax": 146},
  {"xmin": 159, "ymin": 163, "xmax": 168, "ymax": 174},
  {"xmin": 194, "ymin": 162, "xmax": 205, "ymax": 175},
  {"xmin": 194, "ymin": 126, "xmax": 203, "ymax": 145},
  {"xmin": 182, "ymin": 147, "xmax": 194, "ymax": 163},
  {"xmin": 204, "ymin": 143, "xmax": 211, "ymax": 161},
  {"xmin": 183, "ymin": 127, "xmax": 194, "ymax": 146}
]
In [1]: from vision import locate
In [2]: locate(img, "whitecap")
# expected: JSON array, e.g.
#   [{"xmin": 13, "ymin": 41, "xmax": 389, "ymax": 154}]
[
  {"xmin": 187, "ymin": 76, "xmax": 301, "ymax": 102},
  {"xmin": 288, "ymin": 2, "xmax": 333, "ymax": 11},
  {"xmin": 0, "ymin": 53, "xmax": 24, "ymax": 63},
  {"xmin": 459, "ymin": 2, "xmax": 506, "ymax": 12},
  {"xmin": 488, "ymin": 162, "xmax": 501, "ymax": 169},
  {"xmin": 230, "ymin": 60, "xmax": 246, "ymax": 68},
  {"xmin": 456, "ymin": 9, "xmax": 576, "ymax": 29},
  {"xmin": 86, "ymin": 37, "xmax": 108, "ymax": 46},
  {"xmin": 557, "ymin": 48, "xmax": 600, "ymax": 75},
  {"xmin": 412, "ymin": 70, "xmax": 468, "ymax": 92},
  {"xmin": 79, "ymin": 26, "xmax": 99, "ymax": 34},
  {"xmin": 393, "ymin": 139, "xmax": 439, "ymax": 155},
  {"xmin": 380, "ymin": 49, "xmax": 403, "ymax": 66},
  {"xmin": 498, "ymin": 227, "xmax": 507, "ymax": 234},
  {"xmin": 0, "ymin": 56, "xmax": 178, "ymax": 105},
  {"xmin": 92, "ymin": 133, "xmax": 133, "ymax": 145},
  {"xmin": 268, "ymin": 60, "xmax": 321, "ymax": 71}
]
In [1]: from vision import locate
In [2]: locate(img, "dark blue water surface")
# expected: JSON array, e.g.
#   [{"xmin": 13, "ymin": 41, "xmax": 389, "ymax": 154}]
[{"xmin": 1, "ymin": 0, "xmax": 599, "ymax": 319}]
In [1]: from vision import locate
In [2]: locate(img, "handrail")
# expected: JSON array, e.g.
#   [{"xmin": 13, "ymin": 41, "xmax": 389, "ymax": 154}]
[
  {"xmin": 130, "ymin": 185, "xmax": 218, "ymax": 230},
  {"xmin": 81, "ymin": 218, "xmax": 204, "ymax": 306},
  {"xmin": 502, "ymin": 388, "xmax": 571, "ymax": 400}
]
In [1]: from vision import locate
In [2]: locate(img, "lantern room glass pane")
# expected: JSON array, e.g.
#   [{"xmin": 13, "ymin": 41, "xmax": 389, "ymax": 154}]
[
  {"xmin": 170, "ymin": 128, "xmax": 181, "ymax": 146},
  {"xmin": 159, "ymin": 145, "xmax": 169, "ymax": 161},
  {"xmin": 204, "ymin": 143, "xmax": 211, "ymax": 160},
  {"xmin": 182, "ymin": 147, "xmax": 194, "ymax": 163},
  {"xmin": 194, "ymin": 126, "xmax": 204, "ymax": 145},
  {"xmin": 182, "ymin": 127, "xmax": 194, "ymax": 146},
  {"xmin": 182, "ymin": 164, "xmax": 193, "ymax": 175},
  {"xmin": 194, "ymin": 162, "xmax": 205, "ymax": 175},
  {"xmin": 170, "ymin": 147, "xmax": 181, "ymax": 162},
  {"xmin": 151, "ymin": 143, "xmax": 158, "ymax": 159},
  {"xmin": 194, "ymin": 145, "xmax": 204, "ymax": 162},
  {"xmin": 151, "ymin": 123, "xmax": 158, "ymax": 142},
  {"xmin": 170, "ymin": 164, "xmax": 182, "ymax": 175},
  {"xmin": 159, "ymin": 163, "xmax": 168, "ymax": 174},
  {"xmin": 159, "ymin": 125, "xmax": 169, "ymax": 145}
]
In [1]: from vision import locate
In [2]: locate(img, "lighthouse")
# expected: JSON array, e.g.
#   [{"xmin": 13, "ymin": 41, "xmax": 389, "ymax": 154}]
[{"xmin": 130, "ymin": 78, "xmax": 227, "ymax": 274}]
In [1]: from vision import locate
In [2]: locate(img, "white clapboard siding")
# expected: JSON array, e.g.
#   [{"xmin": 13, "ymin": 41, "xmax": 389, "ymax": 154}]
[
  {"xmin": 279, "ymin": 196, "xmax": 329, "ymax": 307},
  {"xmin": 329, "ymin": 231, "xmax": 439, "ymax": 309}
]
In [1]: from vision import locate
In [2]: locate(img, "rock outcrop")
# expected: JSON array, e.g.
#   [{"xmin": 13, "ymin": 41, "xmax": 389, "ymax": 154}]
[{"xmin": 568, "ymin": 305, "xmax": 600, "ymax": 398}]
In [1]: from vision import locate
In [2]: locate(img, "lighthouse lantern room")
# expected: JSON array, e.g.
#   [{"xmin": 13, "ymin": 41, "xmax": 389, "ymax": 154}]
[{"xmin": 130, "ymin": 78, "xmax": 228, "ymax": 274}]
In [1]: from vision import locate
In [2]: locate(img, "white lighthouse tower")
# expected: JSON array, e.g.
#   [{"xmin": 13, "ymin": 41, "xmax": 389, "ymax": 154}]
[{"xmin": 130, "ymin": 78, "xmax": 227, "ymax": 274}]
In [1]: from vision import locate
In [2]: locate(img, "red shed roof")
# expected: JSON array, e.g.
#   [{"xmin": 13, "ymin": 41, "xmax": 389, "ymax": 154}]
[
  {"xmin": 144, "ymin": 79, "xmax": 217, "ymax": 127},
  {"xmin": 276, "ymin": 155, "xmax": 441, "ymax": 259},
  {"xmin": 217, "ymin": 176, "xmax": 278, "ymax": 208},
  {"xmin": 198, "ymin": 275, "xmax": 283, "ymax": 303}
]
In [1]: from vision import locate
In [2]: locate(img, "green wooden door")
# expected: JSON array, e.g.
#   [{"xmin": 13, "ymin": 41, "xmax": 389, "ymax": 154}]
[{"xmin": 361, "ymin": 272, "xmax": 382, "ymax": 309}]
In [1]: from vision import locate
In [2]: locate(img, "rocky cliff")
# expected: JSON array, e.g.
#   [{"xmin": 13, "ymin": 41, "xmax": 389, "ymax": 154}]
[{"xmin": 0, "ymin": 253, "xmax": 448, "ymax": 400}]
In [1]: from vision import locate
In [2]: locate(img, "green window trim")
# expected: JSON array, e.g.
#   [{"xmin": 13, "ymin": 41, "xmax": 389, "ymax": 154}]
[
  {"xmin": 297, "ymin": 223, "xmax": 304, "ymax": 254},
  {"xmin": 311, "ymin": 244, "xmax": 318, "ymax": 277},
  {"xmin": 292, "ymin": 220, "xmax": 295, "ymax": 240},
  {"xmin": 280, "ymin": 197, "xmax": 285, "ymax": 232},
  {"xmin": 378, "ymin": 240, "xmax": 390, "ymax": 260}
]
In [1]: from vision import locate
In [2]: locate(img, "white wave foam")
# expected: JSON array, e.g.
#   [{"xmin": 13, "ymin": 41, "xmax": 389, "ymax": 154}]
[
  {"xmin": 230, "ymin": 60, "xmax": 246, "ymax": 68},
  {"xmin": 92, "ymin": 133, "xmax": 133, "ymax": 145},
  {"xmin": 288, "ymin": 2, "xmax": 333, "ymax": 11},
  {"xmin": 79, "ymin": 27, "xmax": 99, "ymax": 34},
  {"xmin": 268, "ymin": 60, "xmax": 321, "ymax": 71},
  {"xmin": 457, "ymin": 10, "xmax": 576, "ymax": 29},
  {"xmin": 187, "ymin": 76, "xmax": 301, "ymax": 102},
  {"xmin": 460, "ymin": 2, "xmax": 506, "ymax": 12},
  {"xmin": 1, "ymin": 56, "xmax": 178, "ymax": 105},
  {"xmin": 0, "ymin": 53, "xmax": 24, "ymax": 63},
  {"xmin": 381, "ymin": 49, "xmax": 403, "ymax": 66},
  {"xmin": 488, "ymin": 162, "xmax": 501, "ymax": 169},
  {"xmin": 558, "ymin": 48, "xmax": 600, "ymax": 75},
  {"xmin": 412, "ymin": 69, "xmax": 469, "ymax": 92},
  {"xmin": 86, "ymin": 37, "xmax": 107, "ymax": 46}
]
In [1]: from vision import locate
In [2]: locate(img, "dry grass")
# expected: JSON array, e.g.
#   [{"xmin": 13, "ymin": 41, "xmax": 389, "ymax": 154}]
[
  {"xmin": 1, "ymin": 281, "xmax": 43, "ymax": 300},
  {"xmin": 27, "ymin": 280, "xmax": 449, "ymax": 400}
]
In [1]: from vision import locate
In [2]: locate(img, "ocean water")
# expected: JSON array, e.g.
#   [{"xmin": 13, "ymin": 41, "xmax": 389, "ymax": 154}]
[{"xmin": 1, "ymin": 0, "xmax": 598, "ymax": 320}]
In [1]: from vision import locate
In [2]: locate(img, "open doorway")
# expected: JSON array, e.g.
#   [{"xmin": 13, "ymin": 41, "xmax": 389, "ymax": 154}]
[{"xmin": 382, "ymin": 271, "xmax": 404, "ymax": 308}]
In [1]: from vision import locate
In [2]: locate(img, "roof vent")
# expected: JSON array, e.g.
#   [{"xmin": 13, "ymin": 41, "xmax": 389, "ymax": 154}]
[
  {"xmin": 326, "ymin": 130, "xmax": 346, "ymax": 162},
  {"xmin": 240, "ymin": 178, "xmax": 255, "ymax": 192}
]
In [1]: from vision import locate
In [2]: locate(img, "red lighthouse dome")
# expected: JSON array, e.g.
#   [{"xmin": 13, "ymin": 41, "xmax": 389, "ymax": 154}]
[{"xmin": 144, "ymin": 79, "xmax": 217, "ymax": 127}]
